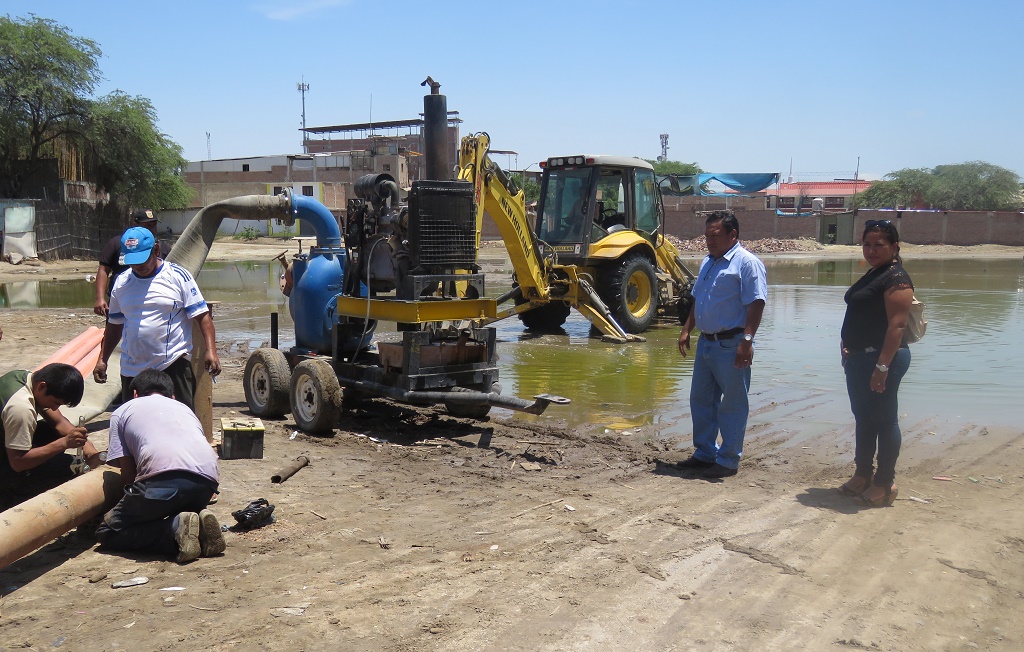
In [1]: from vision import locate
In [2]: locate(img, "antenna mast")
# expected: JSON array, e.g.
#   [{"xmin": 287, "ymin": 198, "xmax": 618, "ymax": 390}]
[
  {"xmin": 297, "ymin": 77, "xmax": 310, "ymax": 153},
  {"xmin": 658, "ymin": 133, "xmax": 669, "ymax": 162},
  {"xmin": 206, "ymin": 132, "xmax": 211, "ymax": 159}
]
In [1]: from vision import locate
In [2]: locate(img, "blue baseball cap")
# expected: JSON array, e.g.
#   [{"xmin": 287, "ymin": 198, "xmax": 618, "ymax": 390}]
[{"xmin": 120, "ymin": 227, "xmax": 156, "ymax": 265}]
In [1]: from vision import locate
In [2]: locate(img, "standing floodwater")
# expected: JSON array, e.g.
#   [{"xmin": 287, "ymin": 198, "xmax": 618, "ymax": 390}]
[{"xmin": 3, "ymin": 257, "xmax": 1021, "ymax": 435}]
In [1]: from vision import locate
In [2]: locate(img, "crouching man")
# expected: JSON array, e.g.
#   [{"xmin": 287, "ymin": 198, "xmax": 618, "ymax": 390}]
[
  {"xmin": 96, "ymin": 369, "xmax": 225, "ymax": 563},
  {"xmin": 1, "ymin": 363, "xmax": 102, "ymax": 511}
]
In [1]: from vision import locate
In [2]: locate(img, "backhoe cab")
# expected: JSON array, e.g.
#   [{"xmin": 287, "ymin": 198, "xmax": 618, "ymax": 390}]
[{"xmin": 529, "ymin": 156, "xmax": 694, "ymax": 333}]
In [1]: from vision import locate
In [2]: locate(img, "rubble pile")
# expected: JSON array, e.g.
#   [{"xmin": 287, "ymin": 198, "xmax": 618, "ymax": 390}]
[{"xmin": 667, "ymin": 235, "xmax": 825, "ymax": 254}]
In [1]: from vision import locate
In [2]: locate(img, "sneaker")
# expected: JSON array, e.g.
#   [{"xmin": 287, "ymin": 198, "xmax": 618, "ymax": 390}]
[
  {"xmin": 702, "ymin": 463, "xmax": 739, "ymax": 479},
  {"xmin": 174, "ymin": 512, "xmax": 201, "ymax": 564},
  {"xmin": 676, "ymin": 455, "xmax": 716, "ymax": 470},
  {"xmin": 198, "ymin": 509, "xmax": 226, "ymax": 557}
]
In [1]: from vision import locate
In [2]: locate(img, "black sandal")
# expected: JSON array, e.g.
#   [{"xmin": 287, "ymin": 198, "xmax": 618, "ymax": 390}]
[{"xmin": 837, "ymin": 475, "xmax": 871, "ymax": 496}]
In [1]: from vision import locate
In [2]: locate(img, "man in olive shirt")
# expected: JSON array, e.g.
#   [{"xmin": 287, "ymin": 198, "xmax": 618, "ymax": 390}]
[{"xmin": 0, "ymin": 363, "xmax": 102, "ymax": 511}]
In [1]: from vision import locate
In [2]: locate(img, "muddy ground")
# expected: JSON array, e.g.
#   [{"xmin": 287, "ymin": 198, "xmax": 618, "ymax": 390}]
[{"xmin": 1, "ymin": 239, "xmax": 1023, "ymax": 651}]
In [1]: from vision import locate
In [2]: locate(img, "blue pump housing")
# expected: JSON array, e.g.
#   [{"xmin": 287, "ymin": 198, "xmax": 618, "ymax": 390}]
[{"xmin": 286, "ymin": 193, "xmax": 375, "ymax": 354}]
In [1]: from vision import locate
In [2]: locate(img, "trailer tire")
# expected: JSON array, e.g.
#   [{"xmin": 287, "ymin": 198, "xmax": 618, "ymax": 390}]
[
  {"xmin": 601, "ymin": 254, "xmax": 658, "ymax": 333},
  {"xmin": 290, "ymin": 359, "xmax": 343, "ymax": 434},
  {"xmin": 243, "ymin": 348, "xmax": 291, "ymax": 417},
  {"xmin": 514, "ymin": 284, "xmax": 570, "ymax": 331},
  {"xmin": 444, "ymin": 383, "xmax": 500, "ymax": 419}
]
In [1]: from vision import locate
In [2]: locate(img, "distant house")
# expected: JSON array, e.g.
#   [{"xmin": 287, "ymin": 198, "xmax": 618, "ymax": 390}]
[{"xmin": 767, "ymin": 180, "xmax": 874, "ymax": 213}]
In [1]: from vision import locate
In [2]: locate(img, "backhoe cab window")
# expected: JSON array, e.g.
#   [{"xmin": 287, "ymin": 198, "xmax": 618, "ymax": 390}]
[
  {"xmin": 594, "ymin": 170, "xmax": 625, "ymax": 232},
  {"xmin": 539, "ymin": 167, "xmax": 593, "ymax": 242},
  {"xmin": 634, "ymin": 168, "xmax": 659, "ymax": 234}
]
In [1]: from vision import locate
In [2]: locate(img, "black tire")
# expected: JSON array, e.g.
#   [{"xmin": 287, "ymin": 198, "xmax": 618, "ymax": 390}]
[
  {"xmin": 514, "ymin": 283, "xmax": 571, "ymax": 331},
  {"xmin": 677, "ymin": 284, "xmax": 695, "ymax": 325},
  {"xmin": 243, "ymin": 348, "xmax": 291, "ymax": 417},
  {"xmin": 289, "ymin": 359, "xmax": 343, "ymax": 434},
  {"xmin": 601, "ymin": 254, "xmax": 658, "ymax": 334},
  {"xmin": 444, "ymin": 382, "xmax": 500, "ymax": 419}
]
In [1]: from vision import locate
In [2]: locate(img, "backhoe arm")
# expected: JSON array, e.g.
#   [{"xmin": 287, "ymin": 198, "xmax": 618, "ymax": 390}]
[{"xmin": 457, "ymin": 133, "xmax": 643, "ymax": 343}]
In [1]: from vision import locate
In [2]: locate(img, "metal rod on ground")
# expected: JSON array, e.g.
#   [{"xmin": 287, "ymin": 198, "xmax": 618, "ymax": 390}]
[
  {"xmin": 0, "ymin": 468, "xmax": 123, "ymax": 570},
  {"xmin": 271, "ymin": 455, "xmax": 310, "ymax": 484}
]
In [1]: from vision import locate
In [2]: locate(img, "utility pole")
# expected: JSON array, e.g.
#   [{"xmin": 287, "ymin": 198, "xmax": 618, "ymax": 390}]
[
  {"xmin": 658, "ymin": 134, "xmax": 669, "ymax": 162},
  {"xmin": 297, "ymin": 77, "xmax": 310, "ymax": 153}
]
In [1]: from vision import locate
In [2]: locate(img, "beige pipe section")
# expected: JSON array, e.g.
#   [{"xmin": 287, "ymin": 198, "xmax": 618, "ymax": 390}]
[
  {"xmin": 166, "ymin": 193, "xmax": 293, "ymax": 277},
  {"xmin": 0, "ymin": 467, "xmax": 123, "ymax": 570}
]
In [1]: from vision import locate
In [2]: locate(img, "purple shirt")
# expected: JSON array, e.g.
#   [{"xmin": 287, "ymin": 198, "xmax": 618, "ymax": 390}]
[{"xmin": 107, "ymin": 394, "xmax": 218, "ymax": 483}]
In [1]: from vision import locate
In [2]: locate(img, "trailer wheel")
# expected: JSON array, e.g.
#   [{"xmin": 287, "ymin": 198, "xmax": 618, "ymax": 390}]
[
  {"xmin": 444, "ymin": 383, "xmax": 500, "ymax": 419},
  {"xmin": 514, "ymin": 283, "xmax": 570, "ymax": 331},
  {"xmin": 290, "ymin": 359, "xmax": 342, "ymax": 434},
  {"xmin": 243, "ymin": 348, "xmax": 291, "ymax": 417},
  {"xmin": 601, "ymin": 254, "xmax": 658, "ymax": 333}
]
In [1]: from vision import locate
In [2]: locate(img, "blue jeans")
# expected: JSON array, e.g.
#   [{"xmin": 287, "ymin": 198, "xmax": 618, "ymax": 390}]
[
  {"xmin": 845, "ymin": 348, "xmax": 911, "ymax": 487},
  {"xmin": 95, "ymin": 470, "xmax": 217, "ymax": 557},
  {"xmin": 689, "ymin": 336, "xmax": 752, "ymax": 469}
]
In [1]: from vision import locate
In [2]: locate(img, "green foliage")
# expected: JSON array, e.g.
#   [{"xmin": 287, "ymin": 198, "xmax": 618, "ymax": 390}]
[
  {"xmin": 85, "ymin": 91, "xmax": 193, "ymax": 209},
  {"xmin": 646, "ymin": 159, "xmax": 703, "ymax": 176},
  {"xmin": 0, "ymin": 14, "xmax": 100, "ymax": 196},
  {"xmin": 854, "ymin": 162, "xmax": 1022, "ymax": 211},
  {"xmin": 0, "ymin": 14, "xmax": 191, "ymax": 207},
  {"xmin": 233, "ymin": 226, "xmax": 261, "ymax": 241},
  {"xmin": 509, "ymin": 172, "xmax": 541, "ymax": 202}
]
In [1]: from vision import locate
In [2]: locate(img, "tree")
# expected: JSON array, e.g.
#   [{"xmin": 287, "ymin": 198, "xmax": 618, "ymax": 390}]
[
  {"xmin": 509, "ymin": 172, "xmax": 541, "ymax": 202},
  {"xmin": 0, "ymin": 14, "xmax": 100, "ymax": 196},
  {"xmin": 854, "ymin": 162, "xmax": 1022, "ymax": 211},
  {"xmin": 853, "ymin": 167, "xmax": 933, "ymax": 209},
  {"xmin": 646, "ymin": 159, "xmax": 702, "ymax": 176},
  {"xmin": 929, "ymin": 161, "xmax": 1021, "ymax": 211},
  {"xmin": 0, "ymin": 15, "xmax": 192, "ymax": 208},
  {"xmin": 85, "ymin": 91, "xmax": 192, "ymax": 209}
]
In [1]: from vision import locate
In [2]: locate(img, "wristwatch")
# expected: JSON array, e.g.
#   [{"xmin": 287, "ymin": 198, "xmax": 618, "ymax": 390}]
[
  {"xmin": 875, "ymin": 363, "xmax": 889, "ymax": 373},
  {"xmin": 742, "ymin": 333, "xmax": 753, "ymax": 343}
]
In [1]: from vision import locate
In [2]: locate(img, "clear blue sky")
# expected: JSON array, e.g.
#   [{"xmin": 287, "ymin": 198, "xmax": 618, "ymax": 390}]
[{"xmin": 8, "ymin": 1, "xmax": 1023, "ymax": 181}]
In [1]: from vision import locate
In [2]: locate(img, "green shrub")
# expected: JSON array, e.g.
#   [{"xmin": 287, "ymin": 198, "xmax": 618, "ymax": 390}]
[{"xmin": 233, "ymin": 226, "xmax": 261, "ymax": 241}]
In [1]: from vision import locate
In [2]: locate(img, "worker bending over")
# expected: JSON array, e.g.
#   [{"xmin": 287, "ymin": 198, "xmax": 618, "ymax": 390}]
[{"xmin": 96, "ymin": 369, "xmax": 224, "ymax": 564}]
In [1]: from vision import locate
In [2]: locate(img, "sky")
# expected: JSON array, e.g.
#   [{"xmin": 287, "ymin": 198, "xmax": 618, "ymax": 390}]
[{"xmin": 6, "ymin": 0, "xmax": 1024, "ymax": 182}]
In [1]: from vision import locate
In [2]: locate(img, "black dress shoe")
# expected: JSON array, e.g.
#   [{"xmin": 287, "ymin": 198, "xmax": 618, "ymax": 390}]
[
  {"xmin": 702, "ymin": 463, "xmax": 738, "ymax": 479},
  {"xmin": 676, "ymin": 455, "xmax": 716, "ymax": 470}
]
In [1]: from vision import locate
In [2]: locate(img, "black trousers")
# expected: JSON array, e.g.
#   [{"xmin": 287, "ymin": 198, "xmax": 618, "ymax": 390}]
[
  {"xmin": 0, "ymin": 421, "xmax": 74, "ymax": 512},
  {"xmin": 95, "ymin": 470, "xmax": 217, "ymax": 557},
  {"xmin": 120, "ymin": 355, "xmax": 196, "ymax": 412}
]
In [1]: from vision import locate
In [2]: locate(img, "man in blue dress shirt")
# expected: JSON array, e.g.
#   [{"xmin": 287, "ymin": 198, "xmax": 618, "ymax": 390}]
[{"xmin": 677, "ymin": 211, "xmax": 767, "ymax": 479}]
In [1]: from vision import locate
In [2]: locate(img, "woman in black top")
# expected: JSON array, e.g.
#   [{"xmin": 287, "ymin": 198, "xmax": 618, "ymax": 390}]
[{"xmin": 838, "ymin": 220, "xmax": 914, "ymax": 507}]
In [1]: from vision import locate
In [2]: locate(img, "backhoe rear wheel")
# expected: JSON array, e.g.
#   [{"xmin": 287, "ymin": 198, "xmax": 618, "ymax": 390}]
[{"xmin": 601, "ymin": 254, "xmax": 658, "ymax": 334}]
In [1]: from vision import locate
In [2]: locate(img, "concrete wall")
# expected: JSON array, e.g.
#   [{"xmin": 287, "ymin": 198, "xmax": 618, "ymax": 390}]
[{"xmin": 843, "ymin": 209, "xmax": 1024, "ymax": 246}]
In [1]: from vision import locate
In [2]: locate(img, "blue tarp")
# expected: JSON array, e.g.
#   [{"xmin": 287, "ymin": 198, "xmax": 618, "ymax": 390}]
[{"xmin": 659, "ymin": 173, "xmax": 780, "ymax": 197}]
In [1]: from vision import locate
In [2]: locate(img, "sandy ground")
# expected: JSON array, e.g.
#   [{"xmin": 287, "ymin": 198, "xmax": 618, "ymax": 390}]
[{"xmin": 1, "ymin": 238, "xmax": 1023, "ymax": 651}]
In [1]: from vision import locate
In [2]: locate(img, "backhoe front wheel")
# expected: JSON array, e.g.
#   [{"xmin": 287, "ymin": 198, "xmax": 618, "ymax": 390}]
[
  {"xmin": 601, "ymin": 255, "xmax": 658, "ymax": 334},
  {"xmin": 290, "ymin": 359, "xmax": 343, "ymax": 434},
  {"xmin": 514, "ymin": 283, "xmax": 570, "ymax": 331}
]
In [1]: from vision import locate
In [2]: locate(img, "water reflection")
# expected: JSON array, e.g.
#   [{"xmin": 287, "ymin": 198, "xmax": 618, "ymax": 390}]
[{"xmin": 4, "ymin": 257, "xmax": 1022, "ymax": 432}]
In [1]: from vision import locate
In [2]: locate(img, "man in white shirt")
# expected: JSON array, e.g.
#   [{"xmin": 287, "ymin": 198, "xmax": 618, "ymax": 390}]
[
  {"xmin": 92, "ymin": 227, "xmax": 221, "ymax": 411},
  {"xmin": 95, "ymin": 369, "xmax": 224, "ymax": 563}
]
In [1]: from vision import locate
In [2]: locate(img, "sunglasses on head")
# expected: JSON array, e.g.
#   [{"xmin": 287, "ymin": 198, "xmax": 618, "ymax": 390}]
[{"xmin": 864, "ymin": 219, "xmax": 895, "ymax": 229}]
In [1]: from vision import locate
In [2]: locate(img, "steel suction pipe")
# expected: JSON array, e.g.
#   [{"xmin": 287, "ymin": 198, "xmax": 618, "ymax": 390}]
[
  {"xmin": 0, "ymin": 467, "xmax": 123, "ymax": 570},
  {"xmin": 290, "ymin": 193, "xmax": 342, "ymax": 248}
]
